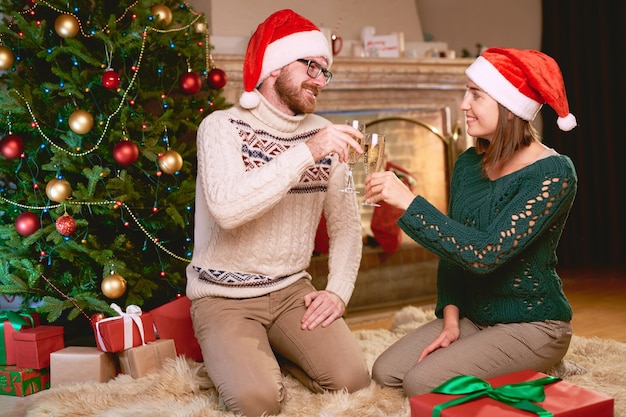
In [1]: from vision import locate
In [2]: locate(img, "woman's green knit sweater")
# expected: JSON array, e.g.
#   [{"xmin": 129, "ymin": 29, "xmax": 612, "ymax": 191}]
[{"xmin": 398, "ymin": 147, "xmax": 577, "ymax": 326}]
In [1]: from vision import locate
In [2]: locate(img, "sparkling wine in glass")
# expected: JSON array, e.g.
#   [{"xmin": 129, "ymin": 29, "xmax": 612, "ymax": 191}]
[
  {"xmin": 362, "ymin": 133, "xmax": 385, "ymax": 206},
  {"xmin": 340, "ymin": 119, "xmax": 365, "ymax": 193}
]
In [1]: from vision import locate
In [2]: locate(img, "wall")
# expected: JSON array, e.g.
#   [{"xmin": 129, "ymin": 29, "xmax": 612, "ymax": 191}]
[
  {"xmin": 188, "ymin": 0, "xmax": 541, "ymax": 57},
  {"xmin": 415, "ymin": 0, "xmax": 542, "ymax": 55},
  {"xmin": 192, "ymin": 0, "xmax": 424, "ymax": 43}
]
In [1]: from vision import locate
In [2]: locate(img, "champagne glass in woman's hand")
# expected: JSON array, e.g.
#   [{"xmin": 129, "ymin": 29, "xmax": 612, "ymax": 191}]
[
  {"xmin": 362, "ymin": 133, "xmax": 386, "ymax": 206},
  {"xmin": 339, "ymin": 119, "xmax": 366, "ymax": 193}
]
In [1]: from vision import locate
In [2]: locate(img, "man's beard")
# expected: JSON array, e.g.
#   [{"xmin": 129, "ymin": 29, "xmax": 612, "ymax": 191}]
[{"xmin": 274, "ymin": 72, "xmax": 320, "ymax": 115}]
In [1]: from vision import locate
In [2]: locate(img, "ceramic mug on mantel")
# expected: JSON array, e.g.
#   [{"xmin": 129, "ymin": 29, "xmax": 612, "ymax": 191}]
[
  {"xmin": 320, "ymin": 27, "xmax": 343, "ymax": 57},
  {"xmin": 331, "ymin": 33, "xmax": 343, "ymax": 56}
]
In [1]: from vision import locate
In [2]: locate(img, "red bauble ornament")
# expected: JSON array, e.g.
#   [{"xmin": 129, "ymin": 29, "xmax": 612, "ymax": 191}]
[
  {"xmin": 180, "ymin": 72, "xmax": 202, "ymax": 95},
  {"xmin": 90, "ymin": 312, "xmax": 105, "ymax": 328},
  {"xmin": 56, "ymin": 214, "xmax": 77, "ymax": 236},
  {"xmin": 102, "ymin": 69, "xmax": 121, "ymax": 89},
  {"xmin": 15, "ymin": 212, "xmax": 40, "ymax": 237},
  {"xmin": 0, "ymin": 134, "xmax": 24, "ymax": 159},
  {"xmin": 206, "ymin": 68, "xmax": 227, "ymax": 90},
  {"xmin": 113, "ymin": 140, "xmax": 139, "ymax": 165}
]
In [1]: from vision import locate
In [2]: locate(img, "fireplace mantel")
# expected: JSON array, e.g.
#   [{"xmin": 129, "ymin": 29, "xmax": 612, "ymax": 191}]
[{"xmin": 214, "ymin": 54, "xmax": 472, "ymax": 148}]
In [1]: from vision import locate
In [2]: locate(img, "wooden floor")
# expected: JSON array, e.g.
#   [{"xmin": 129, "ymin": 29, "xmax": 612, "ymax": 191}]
[{"xmin": 346, "ymin": 265, "xmax": 626, "ymax": 343}]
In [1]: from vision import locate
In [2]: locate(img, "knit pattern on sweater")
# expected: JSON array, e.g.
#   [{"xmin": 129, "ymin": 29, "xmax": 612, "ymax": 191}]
[
  {"xmin": 186, "ymin": 95, "xmax": 362, "ymax": 303},
  {"xmin": 399, "ymin": 147, "xmax": 577, "ymax": 325},
  {"xmin": 236, "ymin": 117, "xmax": 331, "ymax": 194}
]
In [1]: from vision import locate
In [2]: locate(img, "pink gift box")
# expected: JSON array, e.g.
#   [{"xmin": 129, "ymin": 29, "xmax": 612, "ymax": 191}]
[
  {"xmin": 94, "ymin": 305, "xmax": 155, "ymax": 353},
  {"xmin": 13, "ymin": 325, "xmax": 65, "ymax": 369}
]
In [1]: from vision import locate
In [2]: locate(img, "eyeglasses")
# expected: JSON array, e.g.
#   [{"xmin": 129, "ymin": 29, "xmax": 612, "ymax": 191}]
[{"xmin": 296, "ymin": 59, "xmax": 333, "ymax": 84}]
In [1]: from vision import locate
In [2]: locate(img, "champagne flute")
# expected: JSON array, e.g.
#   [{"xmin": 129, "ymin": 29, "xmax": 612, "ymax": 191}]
[
  {"xmin": 362, "ymin": 133, "xmax": 386, "ymax": 206},
  {"xmin": 339, "ymin": 119, "xmax": 365, "ymax": 193}
]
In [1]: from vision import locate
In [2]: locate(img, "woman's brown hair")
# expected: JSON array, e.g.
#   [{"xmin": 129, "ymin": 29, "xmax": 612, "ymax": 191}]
[{"xmin": 475, "ymin": 103, "xmax": 540, "ymax": 176}]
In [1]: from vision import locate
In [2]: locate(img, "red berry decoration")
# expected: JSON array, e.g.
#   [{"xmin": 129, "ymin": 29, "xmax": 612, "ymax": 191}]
[
  {"xmin": 113, "ymin": 140, "xmax": 139, "ymax": 165},
  {"xmin": 102, "ymin": 68, "xmax": 121, "ymax": 89},
  {"xmin": 56, "ymin": 214, "xmax": 77, "ymax": 236},
  {"xmin": 0, "ymin": 134, "xmax": 24, "ymax": 159},
  {"xmin": 206, "ymin": 68, "xmax": 227, "ymax": 90},
  {"xmin": 15, "ymin": 212, "xmax": 40, "ymax": 237},
  {"xmin": 180, "ymin": 71, "xmax": 202, "ymax": 95}
]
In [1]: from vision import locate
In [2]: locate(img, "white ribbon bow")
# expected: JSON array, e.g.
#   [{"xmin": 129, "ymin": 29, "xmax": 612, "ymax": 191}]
[{"xmin": 95, "ymin": 303, "xmax": 147, "ymax": 352}]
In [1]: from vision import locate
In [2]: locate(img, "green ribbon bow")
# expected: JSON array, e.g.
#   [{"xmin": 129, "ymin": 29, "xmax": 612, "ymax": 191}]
[
  {"xmin": 430, "ymin": 374, "xmax": 561, "ymax": 417},
  {"xmin": 0, "ymin": 311, "xmax": 35, "ymax": 364}
]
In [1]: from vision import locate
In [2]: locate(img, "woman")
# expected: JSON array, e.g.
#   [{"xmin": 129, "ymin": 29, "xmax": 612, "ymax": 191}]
[{"xmin": 364, "ymin": 47, "xmax": 578, "ymax": 396}]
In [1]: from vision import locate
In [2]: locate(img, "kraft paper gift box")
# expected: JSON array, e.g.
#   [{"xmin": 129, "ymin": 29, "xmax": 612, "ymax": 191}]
[
  {"xmin": 118, "ymin": 338, "xmax": 177, "ymax": 378},
  {"xmin": 94, "ymin": 303, "xmax": 156, "ymax": 353},
  {"xmin": 50, "ymin": 346, "xmax": 117, "ymax": 387},
  {"xmin": 150, "ymin": 296, "xmax": 203, "ymax": 362},
  {"xmin": 410, "ymin": 369, "xmax": 614, "ymax": 417},
  {"xmin": 13, "ymin": 325, "xmax": 65, "ymax": 369},
  {"xmin": 0, "ymin": 365, "xmax": 50, "ymax": 397},
  {"xmin": 0, "ymin": 311, "xmax": 39, "ymax": 366}
]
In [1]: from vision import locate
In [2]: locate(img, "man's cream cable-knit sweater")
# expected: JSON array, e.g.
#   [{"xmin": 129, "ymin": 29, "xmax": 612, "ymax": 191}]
[{"xmin": 186, "ymin": 92, "xmax": 363, "ymax": 305}]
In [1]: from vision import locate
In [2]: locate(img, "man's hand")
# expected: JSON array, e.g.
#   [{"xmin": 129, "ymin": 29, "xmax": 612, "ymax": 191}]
[
  {"xmin": 306, "ymin": 124, "xmax": 363, "ymax": 163},
  {"xmin": 301, "ymin": 290, "xmax": 346, "ymax": 330}
]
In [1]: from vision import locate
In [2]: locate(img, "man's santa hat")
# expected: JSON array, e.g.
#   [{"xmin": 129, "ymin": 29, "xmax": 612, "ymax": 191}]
[
  {"xmin": 465, "ymin": 47, "xmax": 577, "ymax": 131},
  {"xmin": 239, "ymin": 9, "xmax": 332, "ymax": 109}
]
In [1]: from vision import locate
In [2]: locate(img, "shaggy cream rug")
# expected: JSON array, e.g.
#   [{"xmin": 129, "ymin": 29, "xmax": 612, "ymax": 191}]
[{"xmin": 26, "ymin": 306, "xmax": 623, "ymax": 417}]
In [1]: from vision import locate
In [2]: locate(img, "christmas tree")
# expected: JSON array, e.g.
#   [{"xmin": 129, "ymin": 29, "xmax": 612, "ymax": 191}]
[{"xmin": 0, "ymin": 0, "xmax": 230, "ymax": 325}]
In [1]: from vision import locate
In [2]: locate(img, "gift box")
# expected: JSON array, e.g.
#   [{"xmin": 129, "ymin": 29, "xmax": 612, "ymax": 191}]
[
  {"xmin": 94, "ymin": 304, "xmax": 156, "ymax": 353},
  {"xmin": 50, "ymin": 346, "xmax": 117, "ymax": 388},
  {"xmin": 150, "ymin": 296, "xmax": 203, "ymax": 362},
  {"xmin": 1, "ymin": 311, "xmax": 39, "ymax": 365},
  {"xmin": 13, "ymin": 325, "xmax": 65, "ymax": 369},
  {"xmin": 118, "ymin": 338, "xmax": 177, "ymax": 378},
  {"xmin": 0, "ymin": 365, "xmax": 50, "ymax": 397},
  {"xmin": 410, "ymin": 369, "xmax": 614, "ymax": 417}
]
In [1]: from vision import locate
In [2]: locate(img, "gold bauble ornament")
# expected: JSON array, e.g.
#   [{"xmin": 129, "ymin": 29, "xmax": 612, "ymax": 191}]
[
  {"xmin": 54, "ymin": 14, "xmax": 80, "ymax": 39},
  {"xmin": 0, "ymin": 46, "xmax": 15, "ymax": 70},
  {"xmin": 101, "ymin": 273, "xmax": 127, "ymax": 299},
  {"xmin": 68, "ymin": 109, "xmax": 94, "ymax": 134},
  {"xmin": 150, "ymin": 4, "xmax": 173, "ymax": 25},
  {"xmin": 45, "ymin": 178, "xmax": 72, "ymax": 202},
  {"xmin": 194, "ymin": 22, "xmax": 207, "ymax": 33},
  {"xmin": 158, "ymin": 150, "xmax": 183, "ymax": 174}
]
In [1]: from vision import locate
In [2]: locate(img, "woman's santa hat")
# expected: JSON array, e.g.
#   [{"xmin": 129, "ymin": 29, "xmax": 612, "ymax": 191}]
[
  {"xmin": 465, "ymin": 47, "xmax": 577, "ymax": 131},
  {"xmin": 239, "ymin": 9, "xmax": 332, "ymax": 109}
]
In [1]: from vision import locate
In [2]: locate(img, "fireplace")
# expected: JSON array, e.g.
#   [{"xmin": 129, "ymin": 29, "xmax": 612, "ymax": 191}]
[{"xmin": 215, "ymin": 54, "xmax": 474, "ymax": 311}]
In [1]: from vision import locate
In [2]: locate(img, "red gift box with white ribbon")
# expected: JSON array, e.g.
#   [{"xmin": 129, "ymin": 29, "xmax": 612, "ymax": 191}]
[{"xmin": 94, "ymin": 304, "xmax": 155, "ymax": 353}]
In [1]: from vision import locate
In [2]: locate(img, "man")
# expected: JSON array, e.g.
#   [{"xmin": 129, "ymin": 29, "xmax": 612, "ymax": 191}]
[{"xmin": 186, "ymin": 9, "xmax": 370, "ymax": 417}]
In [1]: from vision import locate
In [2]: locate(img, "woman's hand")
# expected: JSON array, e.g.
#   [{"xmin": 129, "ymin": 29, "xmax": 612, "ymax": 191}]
[
  {"xmin": 417, "ymin": 325, "xmax": 461, "ymax": 362},
  {"xmin": 364, "ymin": 170, "xmax": 415, "ymax": 210},
  {"xmin": 418, "ymin": 304, "xmax": 461, "ymax": 361}
]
